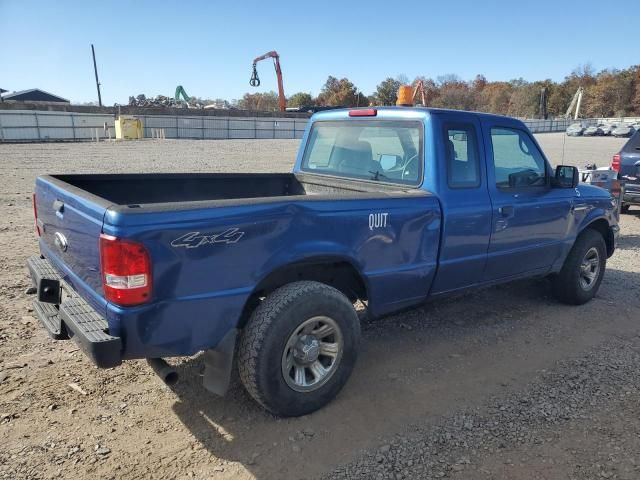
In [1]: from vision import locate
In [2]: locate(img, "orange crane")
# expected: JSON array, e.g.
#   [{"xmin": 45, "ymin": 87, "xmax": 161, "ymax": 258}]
[
  {"xmin": 249, "ymin": 50, "xmax": 286, "ymax": 112},
  {"xmin": 413, "ymin": 80, "xmax": 427, "ymax": 106}
]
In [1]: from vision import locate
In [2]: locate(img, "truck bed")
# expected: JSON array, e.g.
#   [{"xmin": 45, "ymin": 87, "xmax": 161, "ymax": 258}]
[{"xmin": 48, "ymin": 173, "xmax": 420, "ymax": 208}]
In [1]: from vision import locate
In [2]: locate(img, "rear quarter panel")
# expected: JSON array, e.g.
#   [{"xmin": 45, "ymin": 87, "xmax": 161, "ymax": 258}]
[{"xmin": 104, "ymin": 194, "xmax": 441, "ymax": 358}]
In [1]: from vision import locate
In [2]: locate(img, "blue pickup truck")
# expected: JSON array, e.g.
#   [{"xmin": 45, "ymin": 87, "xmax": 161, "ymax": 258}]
[{"xmin": 28, "ymin": 107, "xmax": 619, "ymax": 416}]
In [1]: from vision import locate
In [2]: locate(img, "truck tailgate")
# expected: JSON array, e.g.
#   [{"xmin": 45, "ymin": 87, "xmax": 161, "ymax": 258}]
[{"xmin": 34, "ymin": 176, "xmax": 108, "ymax": 309}]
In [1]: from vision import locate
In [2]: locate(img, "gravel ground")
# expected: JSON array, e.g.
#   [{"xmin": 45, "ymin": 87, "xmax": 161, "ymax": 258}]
[{"xmin": 1, "ymin": 134, "xmax": 638, "ymax": 480}]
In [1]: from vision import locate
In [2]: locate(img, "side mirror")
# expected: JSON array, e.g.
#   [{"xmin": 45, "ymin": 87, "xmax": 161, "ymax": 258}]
[{"xmin": 554, "ymin": 165, "xmax": 579, "ymax": 188}]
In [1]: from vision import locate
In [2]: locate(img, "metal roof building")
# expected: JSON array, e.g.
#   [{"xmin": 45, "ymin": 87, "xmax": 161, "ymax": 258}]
[{"xmin": 1, "ymin": 89, "xmax": 70, "ymax": 104}]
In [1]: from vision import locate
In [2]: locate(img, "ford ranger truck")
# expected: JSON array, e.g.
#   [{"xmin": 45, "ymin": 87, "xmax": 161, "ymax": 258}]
[{"xmin": 27, "ymin": 107, "xmax": 619, "ymax": 416}]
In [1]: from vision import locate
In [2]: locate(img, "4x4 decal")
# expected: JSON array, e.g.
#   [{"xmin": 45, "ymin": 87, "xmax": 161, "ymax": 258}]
[{"xmin": 171, "ymin": 228, "xmax": 244, "ymax": 248}]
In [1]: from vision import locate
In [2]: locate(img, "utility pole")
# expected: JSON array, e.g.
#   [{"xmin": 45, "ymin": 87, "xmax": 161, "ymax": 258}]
[{"xmin": 91, "ymin": 44, "xmax": 103, "ymax": 107}]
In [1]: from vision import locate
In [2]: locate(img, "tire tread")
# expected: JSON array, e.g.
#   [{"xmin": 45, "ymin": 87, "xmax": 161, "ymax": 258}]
[
  {"xmin": 552, "ymin": 229, "xmax": 606, "ymax": 305},
  {"xmin": 237, "ymin": 281, "xmax": 353, "ymax": 413}
]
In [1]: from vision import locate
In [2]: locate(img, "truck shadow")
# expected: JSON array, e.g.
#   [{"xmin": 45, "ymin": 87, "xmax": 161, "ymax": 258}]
[
  {"xmin": 615, "ymin": 233, "xmax": 640, "ymax": 251},
  {"xmin": 167, "ymin": 267, "xmax": 640, "ymax": 479}
]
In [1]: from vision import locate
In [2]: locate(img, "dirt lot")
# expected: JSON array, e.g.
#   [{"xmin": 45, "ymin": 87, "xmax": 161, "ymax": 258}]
[{"xmin": 1, "ymin": 134, "xmax": 639, "ymax": 480}]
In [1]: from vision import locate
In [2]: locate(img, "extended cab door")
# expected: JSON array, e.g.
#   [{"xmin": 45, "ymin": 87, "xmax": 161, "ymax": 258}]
[
  {"xmin": 481, "ymin": 121, "xmax": 574, "ymax": 280},
  {"xmin": 430, "ymin": 113, "xmax": 493, "ymax": 294}
]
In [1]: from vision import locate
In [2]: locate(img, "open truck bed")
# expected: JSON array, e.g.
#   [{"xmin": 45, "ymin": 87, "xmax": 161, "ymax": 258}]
[
  {"xmin": 32, "ymin": 169, "xmax": 437, "ymax": 372},
  {"xmin": 47, "ymin": 173, "xmax": 420, "ymax": 209}
]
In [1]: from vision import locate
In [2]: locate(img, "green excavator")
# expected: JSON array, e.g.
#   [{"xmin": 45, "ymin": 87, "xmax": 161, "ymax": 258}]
[{"xmin": 175, "ymin": 85, "xmax": 190, "ymax": 105}]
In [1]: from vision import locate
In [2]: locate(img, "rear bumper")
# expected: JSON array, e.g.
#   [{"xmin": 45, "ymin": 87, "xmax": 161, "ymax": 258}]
[{"xmin": 27, "ymin": 255, "xmax": 122, "ymax": 368}]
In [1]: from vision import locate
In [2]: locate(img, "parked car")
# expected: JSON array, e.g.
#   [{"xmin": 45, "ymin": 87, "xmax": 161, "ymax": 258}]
[
  {"xmin": 566, "ymin": 123, "xmax": 585, "ymax": 136},
  {"xmin": 27, "ymin": 107, "xmax": 619, "ymax": 416},
  {"xmin": 601, "ymin": 124, "xmax": 617, "ymax": 136},
  {"xmin": 613, "ymin": 130, "xmax": 640, "ymax": 213},
  {"xmin": 583, "ymin": 125, "xmax": 604, "ymax": 136},
  {"xmin": 612, "ymin": 124, "xmax": 635, "ymax": 138}
]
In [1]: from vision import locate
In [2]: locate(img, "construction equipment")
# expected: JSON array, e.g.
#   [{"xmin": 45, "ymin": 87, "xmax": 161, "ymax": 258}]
[
  {"xmin": 127, "ymin": 86, "xmax": 202, "ymax": 109},
  {"xmin": 413, "ymin": 80, "xmax": 427, "ymax": 106},
  {"xmin": 396, "ymin": 81, "xmax": 427, "ymax": 107},
  {"xmin": 175, "ymin": 85, "xmax": 190, "ymax": 104},
  {"xmin": 564, "ymin": 87, "xmax": 584, "ymax": 119},
  {"xmin": 250, "ymin": 51, "xmax": 286, "ymax": 111}
]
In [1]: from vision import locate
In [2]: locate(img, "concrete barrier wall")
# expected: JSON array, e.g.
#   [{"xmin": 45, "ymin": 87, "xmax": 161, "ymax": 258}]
[{"xmin": 1, "ymin": 109, "xmax": 637, "ymax": 142}]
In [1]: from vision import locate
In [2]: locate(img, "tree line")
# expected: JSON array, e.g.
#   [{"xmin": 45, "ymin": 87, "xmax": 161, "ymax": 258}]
[{"xmin": 234, "ymin": 64, "xmax": 640, "ymax": 118}]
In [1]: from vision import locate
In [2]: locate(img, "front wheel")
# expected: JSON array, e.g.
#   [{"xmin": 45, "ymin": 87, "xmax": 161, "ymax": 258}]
[
  {"xmin": 237, "ymin": 281, "xmax": 360, "ymax": 417},
  {"xmin": 621, "ymin": 204, "xmax": 630, "ymax": 214},
  {"xmin": 552, "ymin": 229, "xmax": 606, "ymax": 305}
]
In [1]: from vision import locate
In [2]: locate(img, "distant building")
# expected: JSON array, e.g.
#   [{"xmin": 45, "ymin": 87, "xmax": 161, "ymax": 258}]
[{"xmin": 1, "ymin": 89, "xmax": 70, "ymax": 105}]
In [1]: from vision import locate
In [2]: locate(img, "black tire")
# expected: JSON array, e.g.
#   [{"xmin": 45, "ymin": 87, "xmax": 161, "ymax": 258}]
[
  {"xmin": 237, "ymin": 281, "xmax": 360, "ymax": 417},
  {"xmin": 552, "ymin": 229, "xmax": 606, "ymax": 305},
  {"xmin": 621, "ymin": 204, "xmax": 630, "ymax": 214}
]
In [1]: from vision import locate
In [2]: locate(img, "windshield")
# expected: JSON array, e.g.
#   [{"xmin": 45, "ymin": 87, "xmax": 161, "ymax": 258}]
[{"xmin": 301, "ymin": 120, "xmax": 423, "ymax": 185}]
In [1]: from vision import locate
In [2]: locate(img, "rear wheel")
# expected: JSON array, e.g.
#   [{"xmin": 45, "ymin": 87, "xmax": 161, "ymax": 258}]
[
  {"xmin": 237, "ymin": 281, "xmax": 360, "ymax": 417},
  {"xmin": 621, "ymin": 204, "xmax": 630, "ymax": 214},
  {"xmin": 552, "ymin": 229, "xmax": 606, "ymax": 305}
]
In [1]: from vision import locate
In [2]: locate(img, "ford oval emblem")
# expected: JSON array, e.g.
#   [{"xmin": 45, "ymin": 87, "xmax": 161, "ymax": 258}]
[{"xmin": 54, "ymin": 232, "xmax": 68, "ymax": 252}]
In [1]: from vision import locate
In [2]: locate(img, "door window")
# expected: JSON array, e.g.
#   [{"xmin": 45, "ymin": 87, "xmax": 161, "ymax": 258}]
[
  {"xmin": 490, "ymin": 128, "xmax": 547, "ymax": 188},
  {"xmin": 444, "ymin": 125, "xmax": 480, "ymax": 188}
]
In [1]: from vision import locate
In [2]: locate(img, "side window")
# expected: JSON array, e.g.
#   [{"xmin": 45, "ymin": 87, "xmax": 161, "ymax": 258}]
[
  {"xmin": 444, "ymin": 124, "xmax": 480, "ymax": 188},
  {"xmin": 491, "ymin": 128, "xmax": 547, "ymax": 188}
]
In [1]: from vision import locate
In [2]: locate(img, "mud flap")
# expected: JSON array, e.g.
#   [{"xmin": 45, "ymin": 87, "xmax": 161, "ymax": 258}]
[{"xmin": 202, "ymin": 329, "xmax": 238, "ymax": 396}]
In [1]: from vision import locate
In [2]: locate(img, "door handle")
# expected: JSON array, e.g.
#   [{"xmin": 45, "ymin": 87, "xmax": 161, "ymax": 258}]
[{"xmin": 498, "ymin": 206, "xmax": 515, "ymax": 218}]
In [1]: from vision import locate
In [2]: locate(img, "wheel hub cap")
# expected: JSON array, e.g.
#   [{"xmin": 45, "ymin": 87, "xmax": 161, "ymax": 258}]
[
  {"xmin": 281, "ymin": 316, "xmax": 344, "ymax": 393},
  {"xmin": 293, "ymin": 335, "xmax": 320, "ymax": 365},
  {"xmin": 579, "ymin": 247, "xmax": 600, "ymax": 291}
]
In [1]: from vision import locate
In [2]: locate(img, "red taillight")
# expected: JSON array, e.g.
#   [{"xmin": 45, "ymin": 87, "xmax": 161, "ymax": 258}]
[
  {"xmin": 99, "ymin": 234, "xmax": 152, "ymax": 306},
  {"xmin": 349, "ymin": 108, "xmax": 377, "ymax": 117},
  {"xmin": 32, "ymin": 193, "xmax": 41, "ymax": 237},
  {"xmin": 612, "ymin": 153, "xmax": 621, "ymax": 172}
]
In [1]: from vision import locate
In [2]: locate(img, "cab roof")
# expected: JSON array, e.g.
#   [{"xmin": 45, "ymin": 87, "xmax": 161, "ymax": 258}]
[{"xmin": 311, "ymin": 106, "xmax": 517, "ymax": 125}]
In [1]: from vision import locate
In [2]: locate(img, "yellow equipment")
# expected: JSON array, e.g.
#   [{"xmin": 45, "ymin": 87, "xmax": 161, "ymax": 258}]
[{"xmin": 115, "ymin": 116, "xmax": 144, "ymax": 140}]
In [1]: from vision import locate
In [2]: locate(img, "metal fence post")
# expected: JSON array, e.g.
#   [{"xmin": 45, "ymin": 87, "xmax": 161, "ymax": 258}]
[
  {"xmin": 0, "ymin": 113, "xmax": 4, "ymax": 142},
  {"xmin": 34, "ymin": 112, "xmax": 41, "ymax": 140},
  {"xmin": 176, "ymin": 116, "xmax": 179, "ymax": 139},
  {"xmin": 70, "ymin": 114, "xmax": 76, "ymax": 141},
  {"xmin": 201, "ymin": 116, "xmax": 205, "ymax": 140}
]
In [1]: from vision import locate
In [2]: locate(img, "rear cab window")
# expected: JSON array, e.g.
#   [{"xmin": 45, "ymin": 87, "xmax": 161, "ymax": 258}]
[{"xmin": 301, "ymin": 120, "xmax": 423, "ymax": 186}]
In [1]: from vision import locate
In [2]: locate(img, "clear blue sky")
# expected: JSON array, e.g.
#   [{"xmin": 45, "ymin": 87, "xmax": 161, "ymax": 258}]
[{"xmin": 1, "ymin": 0, "xmax": 636, "ymax": 105}]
